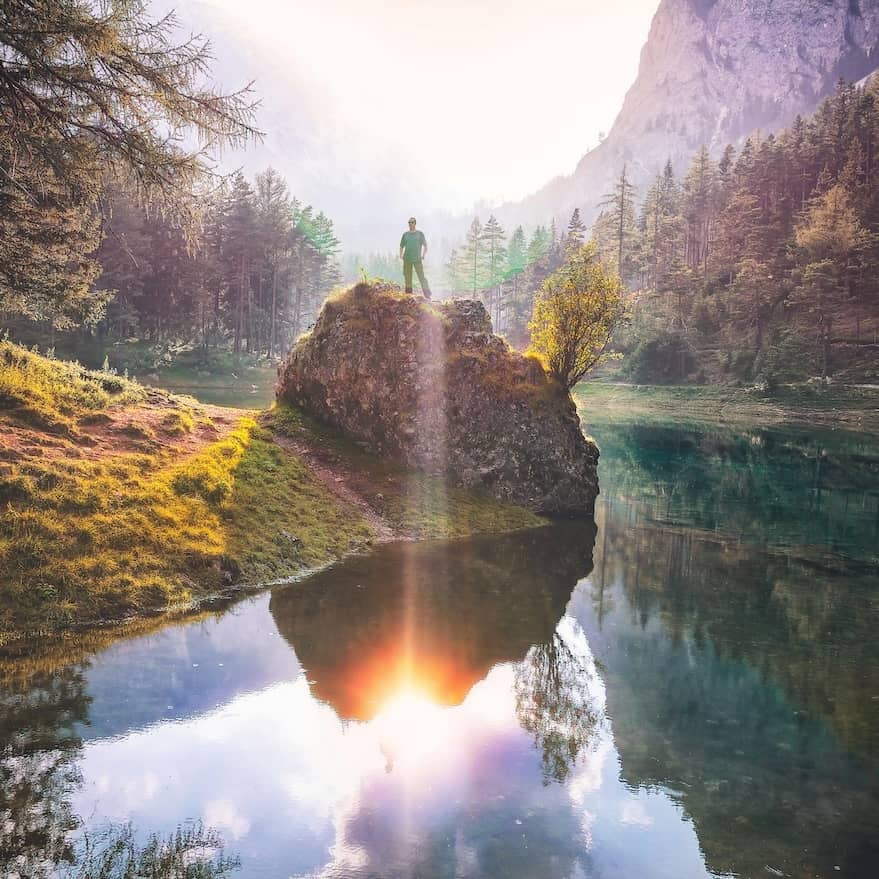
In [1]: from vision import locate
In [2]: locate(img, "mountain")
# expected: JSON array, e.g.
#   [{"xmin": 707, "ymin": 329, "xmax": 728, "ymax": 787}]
[{"xmin": 500, "ymin": 0, "xmax": 879, "ymax": 229}]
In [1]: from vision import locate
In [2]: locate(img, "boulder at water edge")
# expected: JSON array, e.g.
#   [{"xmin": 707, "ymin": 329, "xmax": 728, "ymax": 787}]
[{"xmin": 276, "ymin": 283, "xmax": 599, "ymax": 516}]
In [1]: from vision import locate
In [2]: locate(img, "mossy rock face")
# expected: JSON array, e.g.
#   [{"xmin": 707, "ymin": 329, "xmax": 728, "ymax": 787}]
[{"xmin": 277, "ymin": 283, "xmax": 599, "ymax": 516}]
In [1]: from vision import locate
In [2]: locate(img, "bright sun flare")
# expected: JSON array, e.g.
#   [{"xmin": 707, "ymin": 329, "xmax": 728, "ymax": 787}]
[{"xmin": 373, "ymin": 687, "xmax": 453, "ymax": 767}]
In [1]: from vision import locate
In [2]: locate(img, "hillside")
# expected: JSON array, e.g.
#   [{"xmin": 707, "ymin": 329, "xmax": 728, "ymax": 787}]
[
  {"xmin": 0, "ymin": 340, "xmax": 541, "ymax": 637},
  {"xmin": 501, "ymin": 0, "xmax": 879, "ymax": 229}
]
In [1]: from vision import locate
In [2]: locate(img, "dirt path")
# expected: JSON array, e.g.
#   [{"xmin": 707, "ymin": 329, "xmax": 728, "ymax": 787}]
[{"xmin": 272, "ymin": 432, "xmax": 402, "ymax": 544}]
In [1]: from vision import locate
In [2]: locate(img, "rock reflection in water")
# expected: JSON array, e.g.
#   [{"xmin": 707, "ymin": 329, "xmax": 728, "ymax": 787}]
[{"xmin": 270, "ymin": 521, "xmax": 597, "ymax": 722}]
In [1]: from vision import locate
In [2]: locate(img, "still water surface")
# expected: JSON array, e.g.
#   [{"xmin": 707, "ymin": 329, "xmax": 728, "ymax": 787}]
[{"xmin": 2, "ymin": 420, "xmax": 878, "ymax": 878}]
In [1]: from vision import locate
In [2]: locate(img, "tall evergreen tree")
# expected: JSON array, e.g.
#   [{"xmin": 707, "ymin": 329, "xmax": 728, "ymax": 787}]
[
  {"xmin": 482, "ymin": 214, "xmax": 507, "ymax": 327},
  {"xmin": 460, "ymin": 217, "xmax": 488, "ymax": 295},
  {"xmin": 221, "ymin": 174, "xmax": 257, "ymax": 353},
  {"xmin": 598, "ymin": 165, "xmax": 638, "ymax": 281},
  {"xmin": 0, "ymin": 0, "xmax": 259, "ymax": 326},
  {"xmin": 255, "ymin": 168, "xmax": 293, "ymax": 359},
  {"xmin": 565, "ymin": 208, "xmax": 587, "ymax": 253}
]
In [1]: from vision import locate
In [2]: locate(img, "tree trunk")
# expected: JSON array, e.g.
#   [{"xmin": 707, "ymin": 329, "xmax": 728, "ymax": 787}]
[{"xmin": 269, "ymin": 266, "xmax": 278, "ymax": 360}]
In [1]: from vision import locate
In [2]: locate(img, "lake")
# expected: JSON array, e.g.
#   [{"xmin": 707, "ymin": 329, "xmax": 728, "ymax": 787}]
[{"xmin": 2, "ymin": 417, "xmax": 878, "ymax": 878}]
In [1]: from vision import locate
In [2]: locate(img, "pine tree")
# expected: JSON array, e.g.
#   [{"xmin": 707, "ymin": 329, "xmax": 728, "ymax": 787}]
[
  {"xmin": 0, "ymin": 0, "xmax": 259, "ymax": 326},
  {"xmin": 565, "ymin": 209, "xmax": 587, "ymax": 253},
  {"xmin": 599, "ymin": 165, "xmax": 638, "ymax": 282},
  {"xmin": 527, "ymin": 226, "xmax": 551, "ymax": 266},
  {"xmin": 482, "ymin": 215, "xmax": 507, "ymax": 327},
  {"xmin": 682, "ymin": 146, "xmax": 717, "ymax": 273},
  {"xmin": 639, "ymin": 161, "xmax": 682, "ymax": 290},
  {"xmin": 255, "ymin": 168, "xmax": 294, "ymax": 359},
  {"xmin": 507, "ymin": 227, "xmax": 527, "ymax": 277},
  {"xmin": 504, "ymin": 226, "xmax": 529, "ymax": 344},
  {"xmin": 222, "ymin": 174, "xmax": 258, "ymax": 354},
  {"xmin": 789, "ymin": 183, "xmax": 872, "ymax": 376},
  {"xmin": 92, "ymin": 184, "xmax": 153, "ymax": 338},
  {"xmin": 460, "ymin": 217, "xmax": 488, "ymax": 295}
]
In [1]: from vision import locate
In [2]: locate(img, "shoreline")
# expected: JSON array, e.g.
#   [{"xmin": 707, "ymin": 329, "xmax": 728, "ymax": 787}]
[
  {"xmin": 0, "ymin": 519, "xmax": 556, "ymax": 674},
  {"xmin": 575, "ymin": 381, "xmax": 879, "ymax": 433},
  {"xmin": 0, "ymin": 340, "xmax": 545, "ymax": 647}
]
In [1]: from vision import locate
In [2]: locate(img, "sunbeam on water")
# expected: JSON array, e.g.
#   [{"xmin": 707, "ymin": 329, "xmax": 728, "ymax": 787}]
[{"xmin": 374, "ymin": 687, "xmax": 454, "ymax": 770}]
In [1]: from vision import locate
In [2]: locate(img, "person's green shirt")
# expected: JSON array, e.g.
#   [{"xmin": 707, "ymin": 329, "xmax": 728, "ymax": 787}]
[{"xmin": 400, "ymin": 230, "xmax": 426, "ymax": 263}]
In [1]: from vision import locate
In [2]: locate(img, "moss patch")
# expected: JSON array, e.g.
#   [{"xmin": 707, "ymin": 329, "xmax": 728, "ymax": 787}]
[
  {"xmin": 0, "ymin": 428, "xmax": 248, "ymax": 631},
  {"xmin": 223, "ymin": 427, "xmax": 374, "ymax": 581},
  {"xmin": 266, "ymin": 401, "xmax": 544, "ymax": 539},
  {"xmin": 0, "ymin": 415, "xmax": 376, "ymax": 634},
  {"xmin": 0, "ymin": 338, "xmax": 144, "ymax": 433}
]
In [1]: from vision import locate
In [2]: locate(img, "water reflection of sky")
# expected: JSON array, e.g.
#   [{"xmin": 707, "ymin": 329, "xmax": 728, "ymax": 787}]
[{"xmin": 70, "ymin": 598, "xmax": 715, "ymax": 879}]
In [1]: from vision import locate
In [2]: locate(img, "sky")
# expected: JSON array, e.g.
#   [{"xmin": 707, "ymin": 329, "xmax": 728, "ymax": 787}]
[{"xmin": 182, "ymin": 0, "xmax": 660, "ymax": 212}]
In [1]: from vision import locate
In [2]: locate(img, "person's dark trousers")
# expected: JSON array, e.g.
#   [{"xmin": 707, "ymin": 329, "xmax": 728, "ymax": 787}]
[{"xmin": 403, "ymin": 259, "xmax": 431, "ymax": 299}]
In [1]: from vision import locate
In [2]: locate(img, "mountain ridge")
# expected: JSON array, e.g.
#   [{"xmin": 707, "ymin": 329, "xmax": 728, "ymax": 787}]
[{"xmin": 498, "ymin": 0, "xmax": 879, "ymax": 229}]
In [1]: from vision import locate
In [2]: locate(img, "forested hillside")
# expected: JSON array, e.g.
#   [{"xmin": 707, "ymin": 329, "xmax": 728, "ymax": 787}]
[
  {"xmin": 601, "ymin": 79, "xmax": 879, "ymax": 384},
  {"xmin": 442, "ymin": 79, "xmax": 879, "ymax": 386},
  {"xmin": 0, "ymin": 2, "xmax": 341, "ymax": 372}
]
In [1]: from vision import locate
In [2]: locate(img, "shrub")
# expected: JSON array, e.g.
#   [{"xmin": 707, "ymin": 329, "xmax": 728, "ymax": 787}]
[
  {"xmin": 528, "ymin": 245, "xmax": 625, "ymax": 389},
  {"xmin": 624, "ymin": 333, "xmax": 696, "ymax": 384}
]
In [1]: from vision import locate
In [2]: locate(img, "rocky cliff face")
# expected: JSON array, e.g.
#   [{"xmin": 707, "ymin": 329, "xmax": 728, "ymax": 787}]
[
  {"xmin": 503, "ymin": 0, "xmax": 879, "ymax": 227},
  {"xmin": 277, "ymin": 284, "xmax": 599, "ymax": 516}
]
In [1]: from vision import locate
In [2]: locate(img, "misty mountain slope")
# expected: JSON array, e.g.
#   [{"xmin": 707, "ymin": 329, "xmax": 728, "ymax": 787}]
[
  {"xmin": 170, "ymin": 0, "xmax": 445, "ymax": 252},
  {"xmin": 501, "ymin": 0, "xmax": 879, "ymax": 228}
]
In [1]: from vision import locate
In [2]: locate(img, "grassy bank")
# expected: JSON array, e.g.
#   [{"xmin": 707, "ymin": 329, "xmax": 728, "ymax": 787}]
[
  {"xmin": 1, "ymin": 341, "xmax": 541, "ymax": 639},
  {"xmin": 268, "ymin": 402, "xmax": 543, "ymax": 540},
  {"xmin": 2, "ymin": 324, "xmax": 278, "ymax": 408},
  {"xmin": 574, "ymin": 381, "xmax": 879, "ymax": 433}
]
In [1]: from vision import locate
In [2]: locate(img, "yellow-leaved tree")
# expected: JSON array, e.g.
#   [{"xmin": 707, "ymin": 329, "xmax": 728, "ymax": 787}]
[{"xmin": 528, "ymin": 244, "xmax": 625, "ymax": 389}]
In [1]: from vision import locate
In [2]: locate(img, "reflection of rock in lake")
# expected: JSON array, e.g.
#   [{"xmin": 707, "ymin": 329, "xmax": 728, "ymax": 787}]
[{"xmin": 270, "ymin": 522, "xmax": 596, "ymax": 720}]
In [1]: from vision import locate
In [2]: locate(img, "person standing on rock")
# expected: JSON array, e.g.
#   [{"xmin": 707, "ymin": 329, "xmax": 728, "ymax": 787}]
[{"xmin": 399, "ymin": 217, "xmax": 431, "ymax": 299}]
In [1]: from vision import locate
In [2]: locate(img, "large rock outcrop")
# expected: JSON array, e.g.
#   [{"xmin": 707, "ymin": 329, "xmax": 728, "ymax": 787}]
[{"xmin": 277, "ymin": 284, "xmax": 599, "ymax": 516}]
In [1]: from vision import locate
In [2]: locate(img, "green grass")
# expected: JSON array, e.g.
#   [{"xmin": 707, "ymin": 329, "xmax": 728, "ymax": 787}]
[
  {"xmin": 267, "ymin": 401, "xmax": 544, "ymax": 539},
  {"xmin": 0, "ymin": 339, "xmax": 144, "ymax": 432},
  {"xmin": 223, "ymin": 427, "xmax": 375, "ymax": 581},
  {"xmin": 0, "ymin": 424, "xmax": 250, "ymax": 631},
  {"xmin": 0, "ymin": 412, "xmax": 378, "ymax": 634}
]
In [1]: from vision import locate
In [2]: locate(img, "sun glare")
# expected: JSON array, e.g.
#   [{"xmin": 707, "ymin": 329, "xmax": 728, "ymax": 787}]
[{"xmin": 374, "ymin": 687, "xmax": 452, "ymax": 766}]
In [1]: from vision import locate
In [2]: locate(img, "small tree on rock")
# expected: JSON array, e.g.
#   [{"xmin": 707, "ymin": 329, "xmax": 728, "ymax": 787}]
[{"xmin": 528, "ymin": 244, "xmax": 625, "ymax": 389}]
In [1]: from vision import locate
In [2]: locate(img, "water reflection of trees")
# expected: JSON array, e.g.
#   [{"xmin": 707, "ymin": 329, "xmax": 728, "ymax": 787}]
[
  {"xmin": 0, "ymin": 660, "xmax": 242, "ymax": 878},
  {"xmin": 514, "ymin": 630, "xmax": 600, "ymax": 784},
  {"xmin": 580, "ymin": 504, "xmax": 879, "ymax": 879},
  {"xmin": 0, "ymin": 666, "xmax": 88, "ymax": 877},
  {"xmin": 592, "ymin": 422, "xmax": 879, "ymax": 563}
]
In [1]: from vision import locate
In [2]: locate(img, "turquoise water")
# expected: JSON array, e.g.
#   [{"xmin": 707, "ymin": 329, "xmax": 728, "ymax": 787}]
[{"xmin": 1, "ymin": 421, "xmax": 878, "ymax": 878}]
